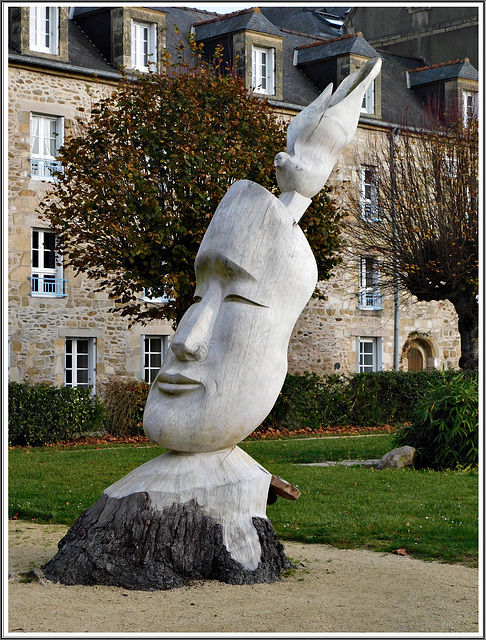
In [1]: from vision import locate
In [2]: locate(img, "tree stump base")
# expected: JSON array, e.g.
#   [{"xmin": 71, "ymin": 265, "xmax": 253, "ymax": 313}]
[{"xmin": 44, "ymin": 447, "xmax": 292, "ymax": 590}]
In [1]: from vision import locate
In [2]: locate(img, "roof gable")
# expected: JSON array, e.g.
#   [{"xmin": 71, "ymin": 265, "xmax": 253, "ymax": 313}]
[
  {"xmin": 194, "ymin": 8, "xmax": 283, "ymax": 41},
  {"xmin": 296, "ymin": 33, "xmax": 379, "ymax": 65},
  {"xmin": 408, "ymin": 59, "xmax": 478, "ymax": 87}
]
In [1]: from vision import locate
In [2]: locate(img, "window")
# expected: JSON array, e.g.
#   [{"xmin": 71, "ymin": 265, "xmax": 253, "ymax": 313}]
[
  {"xmin": 30, "ymin": 6, "xmax": 59, "ymax": 54},
  {"xmin": 142, "ymin": 288, "xmax": 170, "ymax": 303},
  {"xmin": 65, "ymin": 338, "xmax": 96, "ymax": 390},
  {"xmin": 30, "ymin": 229, "xmax": 66, "ymax": 297},
  {"xmin": 361, "ymin": 81, "xmax": 375, "ymax": 114},
  {"xmin": 30, "ymin": 114, "xmax": 63, "ymax": 180},
  {"xmin": 357, "ymin": 337, "xmax": 383, "ymax": 373},
  {"xmin": 462, "ymin": 91, "xmax": 477, "ymax": 125},
  {"xmin": 131, "ymin": 20, "xmax": 157, "ymax": 71},
  {"xmin": 143, "ymin": 335, "xmax": 169, "ymax": 383},
  {"xmin": 360, "ymin": 165, "xmax": 379, "ymax": 220},
  {"xmin": 358, "ymin": 256, "xmax": 382, "ymax": 310},
  {"xmin": 252, "ymin": 46, "xmax": 275, "ymax": 95}
]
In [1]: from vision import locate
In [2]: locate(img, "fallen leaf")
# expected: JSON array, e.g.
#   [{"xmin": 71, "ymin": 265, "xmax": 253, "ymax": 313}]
[
  {"xmin": 406, "ymin": 522, "xmax": 410, "ymax": 526},
  {"xmin": 396, "ymin": 548, "xmax": 408, "ymax": 556}
]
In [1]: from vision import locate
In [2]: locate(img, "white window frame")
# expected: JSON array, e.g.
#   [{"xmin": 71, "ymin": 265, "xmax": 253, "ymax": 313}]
[
  {"xmin": 141, "ymin": 288, "xmax": 170, "ymax": 303},
  {"xmin": 361, "ymin": 80, "xmax": 375, "ymax": 114},
  {"xmin": 142, "ymin": 335, "xmax": 170, "ymax": 383},
  {"xmin": 30, "ymin": 113, "xmax": 64, "ymax": 180},
  {"xmin": 358, "ymin": 255, "xmax": 382, "ymax": 310},
  {"xmin": 252, "ymin": 45, "xmax": 275, "ymax": 95},
  {"xmin": 65, "ymin": 338, "xmax": 96, "ymax": 392},
  {"xmin": 30, "ymin": 228, "xmax": 66, "ymax": 297},
  {"xmin": 131, "ymin": 20, "xmax": 157, "ymax": 72},
  {"xmin": 30, "ymin": 6, "xmax": 59, "ymax": 54},
  {"xmin": 356, "ymin": 337, "xmax": 383, "ymax": 373},
  {"xmin": 462, "ymin": 91, "xmax": 477, "ymax": 125},
  {"xmin": 360, "ymin": 165, "xmax": 379, "ymax": 221}
]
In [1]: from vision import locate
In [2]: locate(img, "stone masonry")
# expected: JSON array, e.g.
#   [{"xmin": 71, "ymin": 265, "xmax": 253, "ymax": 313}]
[
  {"xmin": 8, "ymin": 65, "xmax": 173, "ymax": 387},
  {"xmin": 8, "ymin": 61, "xmax": 461, "ymax": 389}
]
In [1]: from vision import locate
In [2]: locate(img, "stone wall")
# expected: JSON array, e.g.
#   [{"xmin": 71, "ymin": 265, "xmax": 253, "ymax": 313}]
[
  {"xmin": 286, "ymin": 125, "xmax": 461, "ymax": 375},
  {"xmin": 8, "ymin": 65, "xmax": 173, "ymax": 387},
  {"xmin": 8, "ymin": 64, "xmax": 462, "ymax": 389}
]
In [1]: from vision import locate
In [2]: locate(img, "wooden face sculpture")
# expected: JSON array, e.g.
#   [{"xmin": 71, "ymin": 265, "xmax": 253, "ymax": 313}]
[{"xmin": 143, "ymin": 180, "xmax": 317, "ymax": 453}]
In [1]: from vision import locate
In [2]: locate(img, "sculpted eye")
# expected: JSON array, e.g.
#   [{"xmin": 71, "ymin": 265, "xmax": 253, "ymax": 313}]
[{"xmin": 224, "ymin": 294, "xmax": 267, "ymax": 307}]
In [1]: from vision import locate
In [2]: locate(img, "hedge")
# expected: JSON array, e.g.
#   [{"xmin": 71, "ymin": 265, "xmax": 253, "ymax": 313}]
[
  {"xmin": 9, "ymin": 370, "xmax": 477, "ymax": 446},
  {"xmin": 259, "ymin": 369, "xmax": 477, "ymax": 432},
  {"xmin": 8, "ymin": 381, "xmax": 105, "ymax": 447}
]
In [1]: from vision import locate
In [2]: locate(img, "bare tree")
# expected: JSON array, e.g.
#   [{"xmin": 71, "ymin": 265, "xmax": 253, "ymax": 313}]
[{"xmin": 347, "ymin": 109, "xmax": 478, "ymax": 369}]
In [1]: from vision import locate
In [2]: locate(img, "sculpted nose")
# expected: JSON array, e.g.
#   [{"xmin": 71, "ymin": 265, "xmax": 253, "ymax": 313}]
[
  {"xmin": 170, "ymin": 301, "xmax": 215, "ymax": 362},
  {"xmin": 171, "ymin": 336, "xmax": 209, "ymax": 362}
]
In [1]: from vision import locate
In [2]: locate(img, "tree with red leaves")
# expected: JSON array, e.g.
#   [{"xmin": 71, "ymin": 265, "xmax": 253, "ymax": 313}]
[{"xmin": 40, "ymin": 41, "xmax": 343, "ymax": 327}]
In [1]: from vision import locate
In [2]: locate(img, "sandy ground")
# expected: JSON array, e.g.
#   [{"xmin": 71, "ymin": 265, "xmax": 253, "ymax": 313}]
[{"xmin": 7, "ymin": 520, "xmax": 479, "ymax": 636}]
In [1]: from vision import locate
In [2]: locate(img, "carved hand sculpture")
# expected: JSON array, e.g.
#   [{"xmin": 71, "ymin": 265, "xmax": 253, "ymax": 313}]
[{"xmin": 275, "ymin": 57, "xmax": 382, "ymax": 200}]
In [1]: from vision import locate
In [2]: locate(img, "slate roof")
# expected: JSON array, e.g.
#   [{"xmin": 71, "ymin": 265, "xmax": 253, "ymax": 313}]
[
  {"xmin": 67, "ymin": 19, "xmax": 114, "ymax": 72},
  {"xmin": 260, "ymin": 6, "xmax": 344, "ymax": 38},
  {"xmin": 295, "ymin": 33, "xmax": 379, "ymax": 65},
  {"xmin": 408, "ymin": 59, "xmax": 478, "ymax": 87},
  {"xmin": 378, "ymin": 52, "xmax": 429, "ymax": 127},
  {"xmin": 9, "ymin": 6, "xmax": 478, "ymax": 126},
  {"xmin": 194, "ymin": 8, "xmax": 283, "ymax": 40},
  {"xmin": 276, "ymin": 29, "xmax": 322, "ymax": 107},
  {"xmin": 161, "ymin": 6, "xmax": 220, "ymax": 55}
]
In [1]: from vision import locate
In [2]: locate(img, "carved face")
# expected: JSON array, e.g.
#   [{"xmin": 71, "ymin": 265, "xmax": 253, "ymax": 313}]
[{"xmin": 143, "ymin": 181, "xmax": 317, "ymax": 452}]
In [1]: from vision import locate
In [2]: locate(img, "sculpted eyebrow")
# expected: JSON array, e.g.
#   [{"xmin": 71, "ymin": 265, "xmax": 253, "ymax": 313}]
[{"xmin": 195, "ymin": 253, "xmax": 256, "ymax": 281}]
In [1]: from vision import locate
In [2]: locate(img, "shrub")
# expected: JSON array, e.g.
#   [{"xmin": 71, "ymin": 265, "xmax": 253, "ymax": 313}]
[
  {"xmin": 99, "ymin": 379, "xmax": 150, "ymax": 437},
  {"xmin": 8, "ymin": 381, "xmax": 105, "ymax": 447},
  {"xmin": 393, "ymin": 370, "xmax": 478, "ymax": 469},
  {"xmin": 343, "ymin": 370, "xmax": 435, "ymax": 426},
  {"xmin": 259, "ymin": 369, "xmax": 477, "ymax": 433}
]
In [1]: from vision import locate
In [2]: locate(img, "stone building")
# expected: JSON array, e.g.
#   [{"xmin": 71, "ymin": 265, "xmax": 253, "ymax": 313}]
[{"xmin": 7, "ymin": 5, "xmax": 478, "ymax": 391}]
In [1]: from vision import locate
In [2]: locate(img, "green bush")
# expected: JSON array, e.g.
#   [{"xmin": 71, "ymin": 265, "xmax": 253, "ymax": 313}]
[
  {"xmin": 260, "ymin": 369, "xmax": 477, "ymax": 432},
  {"xmin": 99, "ymin": 378, "xmax": 150, "ymax": 437},
  {"xmin": 393, "ymin": 370, "xmax": 478, "ymax": 469},
  {"xmin": 8, "ymin": 381, "xmax": 105, "ymax": 447}
]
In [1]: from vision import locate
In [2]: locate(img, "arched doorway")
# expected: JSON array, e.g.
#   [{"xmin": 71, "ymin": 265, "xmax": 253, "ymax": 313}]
[
  {"xmin": 407, "ymin": 347, "xmax": 424, "ymax": 371},
  {"xmin": 402, "ymin": 333, "xmax": 437, "ymax": 371}
]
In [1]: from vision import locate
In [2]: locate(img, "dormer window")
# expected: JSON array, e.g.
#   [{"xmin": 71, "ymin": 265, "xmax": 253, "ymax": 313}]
[
  {"xmin": 131, "ymin": 20, "xmax": 157, "ymax": 71},
  {"xmin": 252, "ymin": 46, "xmax": 275, "ymax": 95},
  {"xmin": 30, "ymin": 6, "xmax": 59, "ymax": 54},
  {"xmin": 361, "ymin": 81, "xmax": 375, "ymax": 114}
]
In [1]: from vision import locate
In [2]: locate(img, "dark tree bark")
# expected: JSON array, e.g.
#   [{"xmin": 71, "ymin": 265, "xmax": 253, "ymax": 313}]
[
  {"xmin": 454, "ymin": 298, "xmax": 479, "ymax": 370},
  {"xmin": 43, "ymin": 492, "xmax": 292, "ymax": 591}
]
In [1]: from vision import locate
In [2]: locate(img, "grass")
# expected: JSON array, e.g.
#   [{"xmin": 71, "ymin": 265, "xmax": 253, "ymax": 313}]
[
  {"xmin": 8, "ymin": 435, "xmax": 478, "ymax": 566},
  {"xmin": 239, "ymin": 433, "xmax": 393, "ymax": 464}
]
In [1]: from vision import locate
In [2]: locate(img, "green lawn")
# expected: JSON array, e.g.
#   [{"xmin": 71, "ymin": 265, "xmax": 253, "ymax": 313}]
[{"xmin": 8, "ymin": 435, "xmax": 478, "ymax": 566}]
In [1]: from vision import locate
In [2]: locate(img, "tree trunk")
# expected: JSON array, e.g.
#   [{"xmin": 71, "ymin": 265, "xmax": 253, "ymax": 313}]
[
  {"xmin": 43, "ymin": 447, "xmax": 292, "ymax": 590},
  {"xmin": 453, "ymin": 297, "xmax": 478, "ymax": 370}
]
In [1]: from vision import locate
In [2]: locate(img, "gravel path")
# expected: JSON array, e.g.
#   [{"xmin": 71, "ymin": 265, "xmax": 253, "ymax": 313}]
[{"xmin": 7, "ymin": 521, "xmax": 479, "ymax": 635}]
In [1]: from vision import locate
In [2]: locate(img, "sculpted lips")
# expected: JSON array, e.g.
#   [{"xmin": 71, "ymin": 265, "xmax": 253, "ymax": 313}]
[{"xmin": 157, "ymin": 372, "xmax": 202, "ymax": 395}]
